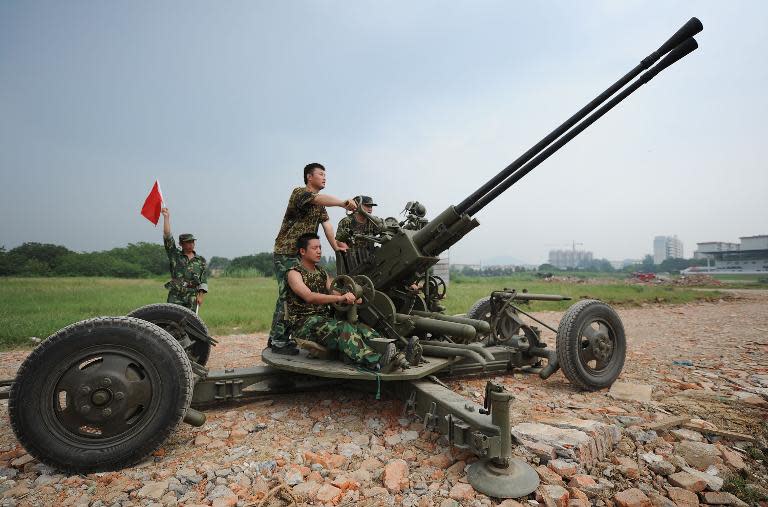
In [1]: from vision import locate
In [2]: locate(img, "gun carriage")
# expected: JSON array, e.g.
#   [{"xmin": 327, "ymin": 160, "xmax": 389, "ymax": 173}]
[{"xmin": 3, "ymin": 18, "xmax": 702, "ymax": 499}]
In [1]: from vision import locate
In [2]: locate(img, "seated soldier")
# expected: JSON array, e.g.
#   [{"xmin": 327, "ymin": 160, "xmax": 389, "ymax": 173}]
[{"xmin": 285, "ymin": 232, "xmax": 403, "ymax": 372}]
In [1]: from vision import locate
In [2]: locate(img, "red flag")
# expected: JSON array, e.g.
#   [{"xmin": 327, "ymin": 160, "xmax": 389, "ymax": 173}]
[{"xmin": 140, "ymin": 180, "xmax": 164, "ymax": 225}]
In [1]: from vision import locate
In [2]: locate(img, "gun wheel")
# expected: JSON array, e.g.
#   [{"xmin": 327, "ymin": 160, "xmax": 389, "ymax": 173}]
[
  {"xmin": 9, "ymin": 317, "xmax": 193, "ymax": 474},
  {"xmin": 128, "ymin": 303, "xmax": 212, "ymax": 365},
  {"xmin": 467, "ymin": 296, "xmax": 522, "ymax": 345},
  {"xmin": 556, "ymin": 300, "xmax": 626, "ymax": 391},
  {"xmin": 467, "ymin": 296, "xmax": 491, "ymax": 321},
  {"xmin": 426, "ymin": 276, "xmax": 447, "ymax": 299}
]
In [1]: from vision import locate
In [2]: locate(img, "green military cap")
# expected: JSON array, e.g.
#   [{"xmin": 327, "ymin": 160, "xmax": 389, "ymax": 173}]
[
  {"xmin": 355, "ymin": 195, "xmax": 377, "ymax": 206},
  {"xmin": 178, "ymin": 233, "xmax": 196, "ymax": 243}
]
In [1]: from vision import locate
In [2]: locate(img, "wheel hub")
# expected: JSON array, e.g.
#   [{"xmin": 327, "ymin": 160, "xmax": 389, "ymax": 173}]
[
  {"xmin": 55, "ymin": 351, "xmax": 155, "ymax": 437},
  {"xmin": 90, "ymin": 388, "xmax": 112, "ymax": 406},
  {"xmin": 591, "ymin": 333, "xmax": 613, "ymax": 362}
]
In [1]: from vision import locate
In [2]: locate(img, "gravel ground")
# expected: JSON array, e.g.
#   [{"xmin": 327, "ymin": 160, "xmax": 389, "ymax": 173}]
[{"xmin": 1, "ymin": 291, "xmax": 767, "ymax": 506}]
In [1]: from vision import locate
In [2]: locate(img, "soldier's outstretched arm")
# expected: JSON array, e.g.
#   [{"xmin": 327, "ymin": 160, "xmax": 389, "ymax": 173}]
[
  {"xmin": 161, "ymin": 207, "xmax": 177, "ymax": 257},
  {"xmin": 312, "ymin": 194, "xmax": 358, "ymax": 211},
  {"xmin": 161, "ymin": 207, "xmax": 171, "ymax": 238},
  {"xmin": 287, "ymin": 270, "xmax": 354, "ymax": 305}
]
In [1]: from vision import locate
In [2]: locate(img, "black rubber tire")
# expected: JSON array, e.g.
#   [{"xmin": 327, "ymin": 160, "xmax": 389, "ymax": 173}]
[
  {"xmin": 467, "ymin": 296, "xmax": 492, "ymax": 322},
  {"xmin": 9, "ymin": 317, "xmax": 193, "ymax": 474},
  {"xmin": 127, "ymin": 303, "xmax": 211, "ymax": 365},
  {"xmin": 556, "ymin": 299, "xmax": 626, "ymax": 391}
]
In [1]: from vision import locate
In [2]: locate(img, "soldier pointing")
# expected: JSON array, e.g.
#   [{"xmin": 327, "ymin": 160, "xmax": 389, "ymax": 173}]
[
  {"xmin": 269, "ymin": 162, "xmax": 359, "ymax": 355},
  {"xmin": 161, "ymin": 207, "xmax": 208, "ymax": 311}
]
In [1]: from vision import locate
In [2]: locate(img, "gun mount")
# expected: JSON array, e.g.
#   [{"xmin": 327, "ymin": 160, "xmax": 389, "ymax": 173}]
[
  {"xmin": 4, "ymin": 18, "xmax": 703, "ymax": 500},
  {"xmin": 333, "ymin": 16, "xmax": 701, "ymax": 381}
]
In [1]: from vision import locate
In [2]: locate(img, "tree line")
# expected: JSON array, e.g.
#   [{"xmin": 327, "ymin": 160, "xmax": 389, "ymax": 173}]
[
  {"xmin": 0, "ymin": 242, "xmax": 337, "ymax": 278},
  {"xmin": 452, "ymin": 255, "xmax": 707, "ymax": 277},
  {"xmin": 1, "ymin": 242, "xmax": 704, "ymax": 278}
]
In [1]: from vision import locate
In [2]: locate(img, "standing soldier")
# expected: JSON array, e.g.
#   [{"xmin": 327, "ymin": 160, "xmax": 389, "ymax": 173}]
[
  {"xmin": 269, "ymin": 162, "xmax": 358, "ymax": 355},
  {"xmin": 161, "ymin": 207, "xmax": 208, "ymax": 311},
  {"xmin": 335, "ymin": 195, "xmax": 380, "ymax": 251}
]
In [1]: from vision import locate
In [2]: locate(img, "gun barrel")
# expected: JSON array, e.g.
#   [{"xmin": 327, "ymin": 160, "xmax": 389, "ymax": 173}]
[
  {"xmin": 464, "ymin": 36, "xmax": 699, "ymax": 216},
  {"xmin": 395, "ymin": 313, "xmax": 477, "ymax": 341},
  {"xmin": 510, "ymin": 293, "xmax": 572, "ymax": 302},
  {"xmin": 410, "ymin": 310, "xmax": 492, "ymax": 334},
  {"xmin": 454, "ymin": 17, "xmax": 702, "ymax": 216}
]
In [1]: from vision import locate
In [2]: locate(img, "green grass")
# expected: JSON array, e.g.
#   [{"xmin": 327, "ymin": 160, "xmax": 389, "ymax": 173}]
[
  {"xmin": 0, "ymin": 277, "xmax": 277, "ymax": 349},
  {"xmin": 708, "ymin": 273, "xmax": 768, "ymax": 288},
  {"xmin": 442, "ymin": 276, "xmax": 718, "ymax": 314},
  {"xmin": 0, "ymin": 276, "xmax": 723, "ymax": 349}
]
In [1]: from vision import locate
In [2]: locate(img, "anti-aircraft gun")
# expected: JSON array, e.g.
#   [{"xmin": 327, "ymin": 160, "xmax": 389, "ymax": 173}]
[
  {"xmin": 332, "ymin": 17, "xmax": 703, "ymax": 389},
  {"xmin": 3, "ymin": 18, "xmax": 703, "ymax": 500}
]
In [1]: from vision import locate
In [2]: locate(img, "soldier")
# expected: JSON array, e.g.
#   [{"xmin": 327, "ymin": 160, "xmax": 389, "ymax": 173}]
[
  {"xmin": 161, "ymin": 207, "xmax": 208, "ymax": 311},
  {"xmin": 286, "ymin": 232, "xmax": 403, "ymax": 372},
  {"xmin": 335, "ymin": 195, "xmax": 380, "ymax": 250},
  {"xmin": 270, "ymin": 162, "xmax": 358, "ymax": 355}
]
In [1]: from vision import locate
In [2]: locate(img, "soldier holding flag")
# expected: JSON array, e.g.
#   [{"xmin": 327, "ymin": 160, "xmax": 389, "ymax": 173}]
[{"xmin": 160, "ymin": 207, "xmax": 208, "ymax": 310}]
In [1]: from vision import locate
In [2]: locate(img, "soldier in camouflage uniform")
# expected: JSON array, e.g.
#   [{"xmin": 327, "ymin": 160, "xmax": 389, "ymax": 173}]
[
  {"xmin": 161, "ymin": 207, "xmax": 208, "ymax": 311},
  {"xmin": 286, "ymin": 232, "xmax": 401, "ymax": 370},
  {"xmin": 335, "ymin": 195, "xmax": 380, "ymax": 251},
  {"xmin": 269, "ymin": 162, "xmax": 359, "ymax": 355}
]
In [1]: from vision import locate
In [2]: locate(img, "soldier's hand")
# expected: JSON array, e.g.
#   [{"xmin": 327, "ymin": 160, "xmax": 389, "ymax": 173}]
[
  {"xmin": 336, "ymin": 241, "xmax": 349, "ymax": 252},
  {"xmin": 340, "ymin": 292, "xmax": 356, "ymax": 304},
  {"xmin": 344, "ymin": 199, "xmax": 358, "ymax": 212},
  {"xmin": 161, "ymin": 207, "xmax": 170, "ymax": 218}
]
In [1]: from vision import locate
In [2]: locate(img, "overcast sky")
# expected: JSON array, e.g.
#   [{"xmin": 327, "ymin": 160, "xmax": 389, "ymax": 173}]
[{"xmin": 1, "ymin": 1, "xmax": 766, "ymax": 265}]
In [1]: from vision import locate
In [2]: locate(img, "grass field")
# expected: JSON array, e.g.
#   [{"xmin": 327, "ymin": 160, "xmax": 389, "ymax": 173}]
[
  {"xmin": 445, "ymin": 276, "xmax": 726, "ymax": 314},
  {"xmin": 709, "ymin": 273, "xmax": 768, "ymax": 286},
  {"xmin": 0, "ymin": 275, "xmax": 729, "ymax": 350}
]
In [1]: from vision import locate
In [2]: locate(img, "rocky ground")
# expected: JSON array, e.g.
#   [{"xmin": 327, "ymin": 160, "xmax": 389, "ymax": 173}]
[{"xmin": 1, "ymin": 290, "xmax": 767, "ymax": 507}]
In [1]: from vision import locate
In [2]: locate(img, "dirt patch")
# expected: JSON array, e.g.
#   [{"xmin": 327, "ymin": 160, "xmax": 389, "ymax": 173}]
[{"xmin": 1, "ymin": 291, "xmax": 767, "ymax": 506}]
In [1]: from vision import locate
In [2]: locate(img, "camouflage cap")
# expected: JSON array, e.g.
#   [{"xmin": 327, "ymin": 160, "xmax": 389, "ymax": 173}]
[
  {"xmin": 179, "ymin": 233, "xmax": 196, "ymax": 243},
  {"xmin": 355, "ymin": 195, "xmax": 377, "ymax": 206}
]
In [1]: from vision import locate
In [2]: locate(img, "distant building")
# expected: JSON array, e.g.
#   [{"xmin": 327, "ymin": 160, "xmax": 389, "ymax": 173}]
[
  {"xmin": 653, "ymin": 236, "xmax": 684, "ymax": 264},
  {"xmin": 432, "ymin": 251, "xmax": 450, "ymax": 285},
  {"xmin": 451, "ymin": 263, "xmax": 482, "ymax": 272},
  {"xmin": 693, "ymin": 235, "xmax": 768, "ymax": 272},
  {"xmin": 548, "ymin": 249, "xmax": 593, "ymax": 269},
  {"xmin": 694, "ymin": 241, "xmax": 739, "ymax": 259},
  {"xmin": 609, "ymin": 258, "xmax": 642, "ymax": 270}
]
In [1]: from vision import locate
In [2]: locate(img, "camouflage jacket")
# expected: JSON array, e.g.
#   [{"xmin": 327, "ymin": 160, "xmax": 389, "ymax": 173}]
[
  {"xmin": 285, "ymin": 263, "xmax": 330, "ymax": 325},
  {"xmin": 163, "ymin": 235, "xmax": 208, "ymax": 293},
  {"xmin": 336, "ymin": 214, "xmax": 379, "ymax": 247},
  {"xmin": 273, "ymin": 187, "xmax": 330, "ymax": 255}
]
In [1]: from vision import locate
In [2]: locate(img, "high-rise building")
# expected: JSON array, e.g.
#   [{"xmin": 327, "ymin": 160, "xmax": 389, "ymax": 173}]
[
  {"xmin": 653, "ymin": 236, "xmax": 684, "ymax": 264},
  {"xmin": 548, "ymin": 249, "xmax": 593, "ymax": 269}
]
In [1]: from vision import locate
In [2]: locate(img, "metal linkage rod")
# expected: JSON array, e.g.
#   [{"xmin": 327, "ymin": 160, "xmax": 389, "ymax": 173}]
[
  {"xmin": 464, "ymin": 37, "xmax": 699, "ymax": 217},
  {"xmin": 454, "ymin": 17, "xmax": 702, "ymax": 216}
]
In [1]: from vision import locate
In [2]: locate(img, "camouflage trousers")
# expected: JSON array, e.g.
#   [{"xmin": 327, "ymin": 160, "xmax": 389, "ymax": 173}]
[
  {"xmin": 268, "ymin": 254, "xmax": 300, "ymax": 348},
  {"xmin": 167, "ymin": 289, "xmax": 197, "ymax": 311},
  {"xmin": 293, "ymin": 315, "xmax": 382, "ymax": 367}
]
